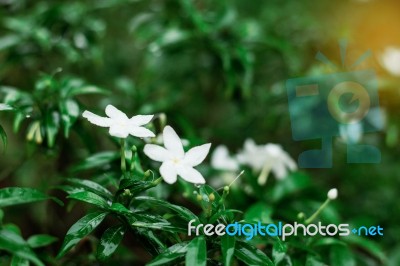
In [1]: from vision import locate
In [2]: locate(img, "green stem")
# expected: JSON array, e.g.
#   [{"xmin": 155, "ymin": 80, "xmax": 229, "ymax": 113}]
[
  {"xmin": 257, "ymin": 163, "xmax": 271, "ymax": 185},
  {"xmin": 120, "ymin": 139, "xmax": 126, "ymax": 174},
  {"xmin": 305, "ymin": 198, "xmax": 331, "ymax": 224}
]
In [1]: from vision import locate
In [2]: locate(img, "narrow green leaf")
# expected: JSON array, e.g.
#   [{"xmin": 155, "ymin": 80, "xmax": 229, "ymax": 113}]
[
  {"xmin": 59, "ymin": 99, "xmax": 79, "ymax": 137},
  {"xmin": 221, "ymin": 235, "xmax": 235, "ymax": 266},
  {"xmin": 57, "ymin": 211, "xmax": 107, "ymax": 258},
  {"xmin": 27, "ymin": 234, "xmax": 58, "ymax": 248},
  {"xmin": 110, "ymin": 203, "xmax": 131, "ymax": 215},
  {"xmin": 68, "ymin": 191, "xmax": 110, "ymax": 208},
  {"xmin": 66, "ymin": 178, "xmax": 113, "ymax": 199},
  {"xmin": 45, "ymin": 111, "xmax": 60, "ymax": 147},
  {"xmin": 135, "ymin": 196, "xmax": 198, "ymax": 222},
  {"xmin": 0, "ymin": 187, "xmax": 62, "ymax": 208},
  {"xmin": 186, "ymin": 236, "xmax": 206, "ymax": 266},
  {"xmin": 0, "ymin": 125, "xmax": 7, "ymax": 151},
  {"xmin": 117, "ymin": 179, "xmax": 157, "ymax": 197},
  {"xmin": 147, "ymin": 242, "xmax": 189, "ymax": 266},
  {"xmin": 96, "ymin": 225, "xmax": 126, "ymax": 261},
  {"xmin": 235, "ymin": 241, "xmax": 274, "ymax": 266},
  {"xmin": 67, "ymin": 85, "xmax": 108, "ymax": 97},
  {"xmin": 0, "ymin": 229, "xmax": 44, "ymax": 266},
  {"xmin": 71, "ymin": 151, "xmax": 119, "ymax": 172}
]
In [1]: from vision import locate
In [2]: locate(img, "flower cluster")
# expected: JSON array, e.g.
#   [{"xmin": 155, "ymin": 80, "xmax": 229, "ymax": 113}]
[
  {"xmin": 211, "ymin": 139, "xmax": 297, "ymax": 184},
  {"xmin": 83, "ymin": 105, "xmax": 211, "ymax": 185},
  {"xmin": 83, "ymin": 105, "xmax": 297, "ymax": 186}
]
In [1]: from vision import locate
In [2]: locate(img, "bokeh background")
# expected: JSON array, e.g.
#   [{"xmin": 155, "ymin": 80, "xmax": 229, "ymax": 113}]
[{"xmin": 1, "ymin": 0, "xmax": 400, "ymax": 265}]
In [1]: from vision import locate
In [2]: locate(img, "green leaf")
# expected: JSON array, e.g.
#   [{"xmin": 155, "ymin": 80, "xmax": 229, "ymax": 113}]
[
  {"xmin": 117, "ymin": 179, "xmax": 157, "ymax": 197},
  {"xmin": 57, "ymin": 211, "xmax": 108, "ymax": 258},
  {"xmin": 27, "ymin": 234, "xmax": 58, "ymax": 248},
  {"xmin": 209, "ymin": 209, "xmax": 242, "ymax": 224},
  {"xmin": 71, "ymin": 151, "xmax": 119, "ymax": 172},
  {"xmin": 11, "ymin": 256, "xmax": 29, "ymax": 266},
  {"xmin": 330, "ymin": 244, "xmax": 355, "ymax": 266},
  {"xmin": 0, "ymin": 35, "xmax": 20, "ymax": 51},
  {"xmin": 110, "ymin": 203, "xmax": 132, "ymax": 215},
  {"xmin": 67, "ymin": 191, "xmax": 110, "ymax": 208},
  {"xmin": 345, "ymin": 235, "xmax": 386, "ymax": 263},
  {"xmin": 272, "ymin": 172, "xmax": 311, "ymax": 202},
  {"xmin": 186, "ymin": 236, "xmax": 206, "ymax": 266},
  {"xmin": 59, "ymin": 99, "xmax": 79, "ymax": 137},
  {"xmin": 147, "ymin": 242, "xmax": 189, "ymax": 266},
  {"xmin": 235, "ymin": 241, "xmax": 274, "ymax": 266},
  {"xmin": 0, "ymin": 229, "xmax": 44, "ymax": 266},
  {"xmin": 67, "ymin": 85, "xmax": 108, "ymax": 97},
  {"xmin": 130, "ymin": 219, "xmax": 185, "ymax": 233},
  {"xmin": 0, "ymin": 125, "xmax": 7, "ymax": 151},
  {"xmin": 244, "ymin": 202, "xmax": 273, "ymax": 223},
  {"xmin": 135, "ymin": 196, "xmax": 198, "ymax": 222},
  {"xmin": 272, "ymin": 239, "xmax": 287, "ymax": 265},
  {"xmin": 305, "ymin": 255, "xmax": 325, "ymax": 266},
  {"xmin": 45, "ymin": 111, "xmax": 60, "ymax": 147},
  {"xmin": 311, "ymin": 237, "xmax": 345, "ymax": 247},
  {"xmin": 221, "ymin": 235, "xmax": 235, "ymax": 266},
  {"xmin": 0, "ymin": 187, "xmax": 62, "ymax": 208},
  {"xmin": 96, "ymin": 225, "xmax": 126, "ymax": 261},
  {"xmin": 66, "ymin": 178, "xmax": 113, "ymax": 199},
  {"xmin": 199, "ymin": 184, "xmax": 222, "ymax": 211}
]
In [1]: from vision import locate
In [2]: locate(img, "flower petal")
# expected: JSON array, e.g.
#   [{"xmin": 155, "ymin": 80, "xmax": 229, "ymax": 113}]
[
  {"xmin": 109, "ymin": 125, "xmax": 129, "ymax": 138},
  {"xmin": 129, "ymin": 126, "xmax": 155, "ymax": 138},
  {"xmin": 144, "ymin": 144, "xmax": 170, "ymax": 162},
  {"xmin": 105, "ymin": 105, "xmax": 128, "ymax": 120},
  {"xmin": 160, "ymin": 161, "xmax": 177, "ymax": 184},
  {"xmin": 211, "ymin": 145, "xmax": 239, "ymax": 171},
  {"xmin": 177, "ymin": 166, "xmax": 205, "ymax": 184},
  {"xmin": 130, "ymin": 115, "xmax": 154, "ymax": 126},
  {"xmin": 163, "ymin": 126, "xmax": 184, "ymax": 158},
  {"xmin": 82, "ymin": 111, "xmax": 112, "ymax": 127},
  {"xmin": 271, "ymin": 162, "xmax": 287, "ymax": 180},
  {"xmin": 184, "ymin": 143, "xmax": 211, "ymax": 167},
  {"xmin": 244, "ymin": 138, "xmax": 257, "ymax": 151}
]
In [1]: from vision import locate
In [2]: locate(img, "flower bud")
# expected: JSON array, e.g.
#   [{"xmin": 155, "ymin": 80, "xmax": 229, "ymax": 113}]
[
  {"xmin": 208, "ymin": 193, "xmax": 215, "ymax": 201},
  {"xmin": 196, "ymin": 194, "xmax": 203, "ymax": 201},
  {"xmin": 131, "ymin": 145, "xmax": 137, "ymax": 153},
  {"xmin": 327, "ymin": 188, "xmax": 338, "ymax": 200}
]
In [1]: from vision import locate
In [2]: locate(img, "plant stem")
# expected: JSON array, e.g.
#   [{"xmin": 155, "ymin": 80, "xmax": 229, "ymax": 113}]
[
  {"xmin": 258, "ymin": 163, "xmax": 271, "ymax": 185},
  {"xmin": 305, "ymin": 198, "xmax": 331, "ymax": 224},
  {"xmin": 120, "ymin": 139, "xmax": 126, "ymax": 174}
]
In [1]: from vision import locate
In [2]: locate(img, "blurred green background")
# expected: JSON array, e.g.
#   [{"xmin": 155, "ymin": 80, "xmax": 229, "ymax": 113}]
[{"xmin": 1, "ymin": 0, "xmax": 400, "ymax": 265}]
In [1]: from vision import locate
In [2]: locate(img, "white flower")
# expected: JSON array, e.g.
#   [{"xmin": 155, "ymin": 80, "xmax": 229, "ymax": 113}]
[
  {"xmin": 144, "ymin": 133, "xmax": 190, "ymax": 146},
  {"xmin": 236, "ymin": 139, "xmax": 297, "ymax": 183},
  {"xmin": 211, "ymin": 145, "xmax": 239, "ymax": 171},
  {"xmin": 380, "ymin": 47, "xmax": 400, "ymax": 76},
  {"xmin": 82, "ymin": 104, "xmax": 155, "ymax": 138},
  {"xmin": 144, "ymin": 126, "xmax": 211, "ymax": 184},
  {"xmin": 327, "ymin": 188, "xmax": 338, "ymax": 200}
]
